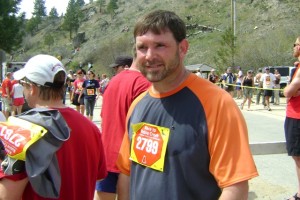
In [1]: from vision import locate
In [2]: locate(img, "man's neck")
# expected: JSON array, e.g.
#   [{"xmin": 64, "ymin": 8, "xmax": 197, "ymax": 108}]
[
  {"xmin": 151, "ymin": 69, "xmax": 190, "ymax": 94},
  {"xmin": 35, "ymin": 100, "xmax": 66, "ymax": 109}
]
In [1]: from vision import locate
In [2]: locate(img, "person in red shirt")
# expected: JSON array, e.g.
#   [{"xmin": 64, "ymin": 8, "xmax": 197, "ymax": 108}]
[
  {"xmin": 95, "ymin": 58, "xmax": 150, "ymax": 200},
  {"xmin": 1, "ymin": 72, "xmax": 12, "ymax": 118},
  {"xmin": 283, "ymin": 36, "xmax": 300, "ymax": 200},
  {"xmin": 0, "ymin": 54, "xmax": 107, "ymax": 200}
]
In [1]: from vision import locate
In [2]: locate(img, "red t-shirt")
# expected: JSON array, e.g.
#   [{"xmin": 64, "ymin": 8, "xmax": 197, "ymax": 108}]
[
  {"xmin": 0, "ymin": 107, "xmax": 107, "ymax": 200},
  {"xmin": 101, "ymin": 69, "xmax": 150, "ymax": 173},
  {"xmin": 1, "ymin": 78, "xmax": 12, "ymax": 97}
]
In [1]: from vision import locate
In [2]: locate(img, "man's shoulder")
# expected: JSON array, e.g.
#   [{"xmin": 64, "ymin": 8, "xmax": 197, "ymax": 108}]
[
  {"xmin": 113, "ymin": 70, "xmax": 148, "ymax": 83},
  {"xmin": 2, "ymin": 78, "xmax": 10, "ymax": 84}
]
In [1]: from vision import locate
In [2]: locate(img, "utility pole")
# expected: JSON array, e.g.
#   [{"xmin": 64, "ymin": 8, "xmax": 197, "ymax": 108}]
[{"xmin": 231, "ymin": 0, "xmax": 236, "ymax": 67}]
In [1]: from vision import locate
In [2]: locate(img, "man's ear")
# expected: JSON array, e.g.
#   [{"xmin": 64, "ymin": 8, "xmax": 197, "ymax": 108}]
[
  {"xmin": 29, "ymin": 84, "xmax": 39, "ymax": 96},
  {"xmin": 179, "ymin": 39, "xmax": 189, "ymax": 58}
]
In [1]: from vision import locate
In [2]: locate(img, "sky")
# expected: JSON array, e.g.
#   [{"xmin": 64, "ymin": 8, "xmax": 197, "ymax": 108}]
[{"xmin": 19, "ymin": 0, "xmax": 89, "ymax": 19}]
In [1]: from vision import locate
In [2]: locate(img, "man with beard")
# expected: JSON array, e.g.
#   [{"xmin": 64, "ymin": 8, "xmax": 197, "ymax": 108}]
[
  {"xmin": 116, "ymin": 10, "xmax": 258, "ymax": 200},
  {"xmin": 284, "ymin": 36, "xmax": 300, "ymax": 200}
]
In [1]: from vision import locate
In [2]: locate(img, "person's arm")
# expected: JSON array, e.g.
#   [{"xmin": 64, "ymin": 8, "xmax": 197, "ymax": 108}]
[
  {"xmin": 70, "ymin": 82, "xmax": 76, "ymax": 101},
  {"xmin": 219, "ymin": 181, "xmax": 249, "ymax": 200},
  {"xmin": 78, "ymin": 87, "xmax": 84, "ymax": 100},
  {"xmin": 117, "ymin": 173, "xmax": 130, "ymax": 200},
  {"xmin": 10, "ymin": 86, "xmax": 14, "ymax": 97},
  {"xmin": 0, "ymin": 177, "xmax": 28, "ymax": 199},
  {"xmin": 284, "ymin": 68, "xmax": 300, "ymax": 98},
  {"xmin": 6, "ymin": 87, "xmax": 10, "ymax": 99},
  {"xmin": 222, "ymin": 75, "xmax": 227, "ymax": 88},
  {"xmin": 241, "ymin": 77, "xmax": 245, "ymax": 90}
]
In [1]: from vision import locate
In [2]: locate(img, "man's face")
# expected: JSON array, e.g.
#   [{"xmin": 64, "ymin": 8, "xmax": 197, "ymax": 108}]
[
  {"xmin": 21, "ymin": 82, "xmax": 36, "ymax": 108},
  {"xmin": 135, "ymin": 30, "xmax": 186, "ymax": 83},
  {"xmin": 293, "ymin": 39, "xmax": 300, "ymax": 58}
]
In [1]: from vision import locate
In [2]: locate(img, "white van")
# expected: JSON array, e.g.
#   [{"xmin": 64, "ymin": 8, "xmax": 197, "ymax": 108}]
[
  {"xmin": 1, "ymin": 62, "xmax": 26, "ymax": 81},
  {"xmin": 269, "ymin": 66, "xmax": 294, "ymax": 96}
]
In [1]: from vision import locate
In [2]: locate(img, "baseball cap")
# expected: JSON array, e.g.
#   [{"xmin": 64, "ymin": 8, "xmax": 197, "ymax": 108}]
[
  {"xmin": 109, "ymin": 56, "xmax": 133, "ymax": 68},
  {"xmin": 13, "ymin": 54, "xmax": 67, "ymax": 87}
]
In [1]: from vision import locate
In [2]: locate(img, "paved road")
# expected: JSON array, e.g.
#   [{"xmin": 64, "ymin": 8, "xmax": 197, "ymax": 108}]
[
  {"xmin": 235, "ymin": 97, "xmax": 295, "ymax": 200},
  {"xmin": 68, "ymin": 95, "xmax": 296, "ymax": 199}
]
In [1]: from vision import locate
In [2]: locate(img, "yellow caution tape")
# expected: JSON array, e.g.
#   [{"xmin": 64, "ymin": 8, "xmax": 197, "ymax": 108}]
[{"xmin": 215, "ymin": 83, "xmax": 284, "ymax": 91}]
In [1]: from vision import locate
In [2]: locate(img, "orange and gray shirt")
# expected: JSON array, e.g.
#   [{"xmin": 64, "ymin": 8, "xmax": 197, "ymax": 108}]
[{"xmin": 117, "ymin": 73, "xmax": 258, "ymax": 200}]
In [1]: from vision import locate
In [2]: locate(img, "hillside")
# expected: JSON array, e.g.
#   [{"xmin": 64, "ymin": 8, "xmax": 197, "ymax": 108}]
[{"xmin": 11, "ymin": 0, "xmax": 300, "ymax": 76}]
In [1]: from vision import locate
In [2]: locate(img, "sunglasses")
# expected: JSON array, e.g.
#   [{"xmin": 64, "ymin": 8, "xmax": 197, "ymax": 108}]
[
  {"xmin": 294, "ymin": 43, "xmax": 300, "ymax": 47},
  {"xmin": 20, "ymin": 80, "xmax": 29, "ymax": 86}
]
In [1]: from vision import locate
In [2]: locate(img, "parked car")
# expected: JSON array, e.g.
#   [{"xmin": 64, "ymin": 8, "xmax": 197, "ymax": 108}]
[{"xmin": 269, "ymin": 66, "xmax": 294, "ymax": 97}]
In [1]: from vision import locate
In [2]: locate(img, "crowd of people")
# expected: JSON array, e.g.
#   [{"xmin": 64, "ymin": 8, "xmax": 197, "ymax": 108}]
[
  {"xmin": 0, "ymin": 9, "xmax": 299, "ymax": 200},
  {"xmin": 198, "ymin": 65, "xmax": 283, "ymax": 112}
]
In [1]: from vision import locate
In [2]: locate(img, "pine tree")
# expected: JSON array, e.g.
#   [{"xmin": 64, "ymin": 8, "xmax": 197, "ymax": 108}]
[
  {"xmin": 44, "ymin": 33, "xmax": 54, "ymax": 51},
  {"xmin": 33, "ymin": 0, "xmax": 46, "ymax": 17},
  {"xmin": 97, "ymin": 0, "xmax": 106, "ymax": 13},
  {"xmin": 213, "ymin": 27, "xmax": 237, "ymax": 71},
  {"xmin": 48, "ymin": 7, "xmax": 59, "ymax": 25},
  {"xmin": 33, "ymin": 0, "xmax": 46, "ymax": 19},
  {"xmin": 76, "ymin": 0, "xmax": 85, "ymax": 7},
  {"xmin": 49, "ymin": 7, "xmax": 59, "ymax": 18},
  {"xmin": 107, "ymin": 0, "xmax": 118, "ymax": 18},
  {"xmin": 32, "ymin": 0, "xmax": 46, "ymax": 30},
  {"xmin": 26, "ymin": 17, "xmax": 39, "ymax": 35},
  {"xmin": 63, "ymin": 0, "xmax": 81, "ymax": 39},
  {"xmin": 0, "ymin": 0, "xmax": 25, "ymax": 53}
]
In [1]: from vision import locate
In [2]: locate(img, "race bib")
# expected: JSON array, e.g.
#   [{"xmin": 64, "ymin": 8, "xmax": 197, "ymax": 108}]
[
  {"xmin": 0, "ymin": 116, "xmax": 48, "ymax": 161},
  {"xmin": 87, "ymin": 89, "xmax": 95, "ymax": 95},
  {"xmin": 266, "ymin": 76, "xmax": 271, "ymax": 85},
  {"xmin": 130, "ymin": 123, "xmax": 170, "ymax": 172}
]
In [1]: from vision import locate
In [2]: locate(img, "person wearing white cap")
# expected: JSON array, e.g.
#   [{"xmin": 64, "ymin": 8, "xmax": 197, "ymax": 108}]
[{"xmin": 0, "ymin": 54, "xmax": 107, "ymax": 199}]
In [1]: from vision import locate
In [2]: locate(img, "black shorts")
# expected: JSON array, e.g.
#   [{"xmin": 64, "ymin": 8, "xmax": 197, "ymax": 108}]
[
  {"xmin": 225, "ymin": 85, "xmax": 234, "ymax": 92},
  {"xmin": 284, "ymin": 117, "xmax": 300, "ymax": 156},
  {"xmin": 264, "ymin": 89, "xmax": 273, "ymax": 97},
  {"xmin": 72, "ymin": 93, "xmax": 84, "ymax": 106}
]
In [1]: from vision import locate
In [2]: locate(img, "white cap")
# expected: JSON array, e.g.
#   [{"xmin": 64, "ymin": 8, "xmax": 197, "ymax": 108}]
[{"xmin": 13, "ymin": 54, "xmax": 67, "ymax": 87}]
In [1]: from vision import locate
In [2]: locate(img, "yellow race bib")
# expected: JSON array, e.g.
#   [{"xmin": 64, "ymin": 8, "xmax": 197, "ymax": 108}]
[
  {"xmin": 130, "ymin": 122, "xmax": 170, "ymax": 172},
  {"xmin": 87, "ymin": 88, "xmax": 95, "ymax": 95},
  {"xmin": 0, "ymin": 116, "xmax": 48, "ymax": 161}
]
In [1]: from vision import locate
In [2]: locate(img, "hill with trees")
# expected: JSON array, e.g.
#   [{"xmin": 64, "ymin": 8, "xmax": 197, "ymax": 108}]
[{"xmin": 1, "ymin": 0, "xmax": 300, "ymax": 77}]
